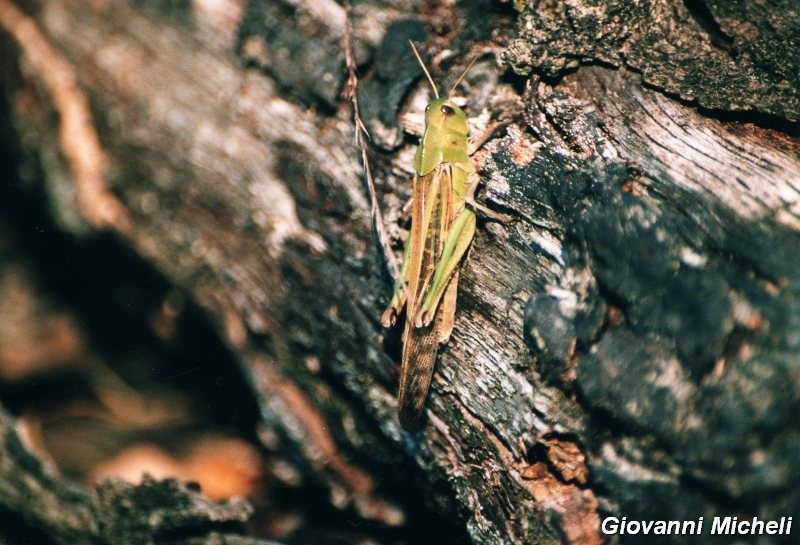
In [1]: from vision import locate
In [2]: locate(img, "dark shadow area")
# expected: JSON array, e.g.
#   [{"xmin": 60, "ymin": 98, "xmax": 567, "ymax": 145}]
[
  {"xmin": 0, "ymin": 505, "xmax": 58, "ymax": 545},
  {"xmin": 0, "ymin": 179, "xmax": 262, "ymax": 438},
  {"xmin": 681, "ymin": 0, "xmax": 736, "ymax": 55}
]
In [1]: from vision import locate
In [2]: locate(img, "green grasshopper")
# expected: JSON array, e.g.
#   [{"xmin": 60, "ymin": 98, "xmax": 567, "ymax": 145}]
[{"xmin": 382, "ymin": 43, "xmax": 501, "ymax": 429}]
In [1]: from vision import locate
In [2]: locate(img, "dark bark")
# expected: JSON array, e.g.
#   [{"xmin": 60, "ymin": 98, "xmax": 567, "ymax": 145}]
[{"xmin": 0, "ymin": 0, "xmax": 798, "ymax": 544}]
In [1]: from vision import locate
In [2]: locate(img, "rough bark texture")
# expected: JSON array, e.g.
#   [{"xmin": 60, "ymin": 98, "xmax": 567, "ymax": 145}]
[{"xmin": 0, "ymin": 0, "xmax": 798, "ymax": 544}]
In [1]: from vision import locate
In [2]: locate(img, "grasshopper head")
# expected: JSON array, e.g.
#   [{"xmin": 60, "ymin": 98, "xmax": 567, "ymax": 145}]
[
  {"xmin": 414, "ymin": 96, "xmax": 470, "ymax": 174},
  {"xmin": 425, "ymin": 98, "xmax": 468, "ymax": 134}
]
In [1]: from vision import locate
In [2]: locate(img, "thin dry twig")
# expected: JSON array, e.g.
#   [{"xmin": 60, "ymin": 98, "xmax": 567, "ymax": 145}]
[{"xmin": 342, "ymin": 1, "xmax": 399, "ymax": 284}]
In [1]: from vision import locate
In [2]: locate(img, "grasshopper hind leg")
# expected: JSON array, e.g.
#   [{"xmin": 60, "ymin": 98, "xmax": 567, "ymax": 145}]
[{"xmin": 415, "ymin": 208, "xmax": 477, "ymax": 327}]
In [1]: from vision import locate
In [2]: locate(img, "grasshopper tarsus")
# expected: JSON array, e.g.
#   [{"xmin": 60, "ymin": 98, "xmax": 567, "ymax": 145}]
[
  {"xmin": 381, "ymin": 308, "xmax": 398, "ymax": 328},
  {"xmin": 415, "ymin": 310, "xmax": 433, "ymax": 328}
]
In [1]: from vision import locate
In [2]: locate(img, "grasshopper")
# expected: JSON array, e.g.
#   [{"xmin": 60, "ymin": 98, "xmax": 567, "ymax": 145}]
[{"xmin": 382, "ymin": 43, "xmax": 500, "ymax": 429}]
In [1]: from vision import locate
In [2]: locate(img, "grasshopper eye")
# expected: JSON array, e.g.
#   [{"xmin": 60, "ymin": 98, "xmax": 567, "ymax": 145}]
[{"xmin": 440, "ymin": 105, "xmax": 455, "ymax": 116}]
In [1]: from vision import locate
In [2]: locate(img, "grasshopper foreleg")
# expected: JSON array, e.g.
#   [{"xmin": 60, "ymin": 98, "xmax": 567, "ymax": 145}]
[{"xmin": 381, "ymin": 232, "xmax": 413, "ymax": 326}]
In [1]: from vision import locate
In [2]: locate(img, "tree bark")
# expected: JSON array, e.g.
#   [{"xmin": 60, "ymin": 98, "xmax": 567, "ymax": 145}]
[{"xmin": 0, "ymin": 0, "xmax": 798, "ymax": 544}]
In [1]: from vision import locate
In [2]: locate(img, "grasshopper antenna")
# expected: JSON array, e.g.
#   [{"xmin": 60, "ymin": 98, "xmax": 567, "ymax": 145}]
[
  {"xmin": 448, "ymin": 55, "xmax": 479, "ymax": 98},
  {"xmin": 409, "ymin": 40, "xmax": 439, "ymax": 99}
]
